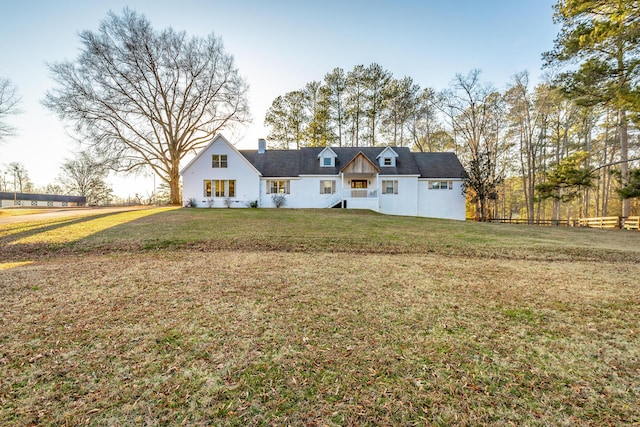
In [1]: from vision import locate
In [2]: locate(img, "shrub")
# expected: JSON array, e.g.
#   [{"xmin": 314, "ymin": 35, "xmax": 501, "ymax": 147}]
[
  {"xmin": 247, "ymin": 200, "xmax": 259, "ymax": 208},
  {"xmin": 223, "ymin": 197, "xmax": 232, "ymax": 208},
  {"xmin": 206, "ymin": 198, "xmax": 214, "ymax": 208},
  {"xmin": 271, "ymin": 194, "xmax": 286, "ymax": 208},
  {"xmin": 184, "ymin": 198, "xmax": 198, "ymax": 208}
]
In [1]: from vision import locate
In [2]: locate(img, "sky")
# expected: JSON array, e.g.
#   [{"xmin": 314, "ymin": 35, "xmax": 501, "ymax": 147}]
[{"xmin": 0, "ymin": 0, "xmax": 558, "ymax": 198}]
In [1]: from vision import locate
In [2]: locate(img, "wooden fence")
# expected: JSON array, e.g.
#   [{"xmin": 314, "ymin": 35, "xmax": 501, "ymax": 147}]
[
  {"xmin": 577, "ymin": 216, "xmax": 621, "ymax": 229},
  {"xmin": 490, "ymin": 218, "xmax": 571, "ymax": 226},
  {"xmin": 577, "ymin": 216, "xmax": 640, "ymax": 230},
  {"xmin": 488, "ymin": 216, "xmax": 640, "ymax": 230},
  {"xmin": 622, "ymin": 216, "xmax": 640, "ymax": 230}
]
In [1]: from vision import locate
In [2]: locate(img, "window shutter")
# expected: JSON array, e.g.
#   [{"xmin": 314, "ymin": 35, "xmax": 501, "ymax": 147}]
[
  {"xmin": 285, "ymin": 180, "xmax": 290, "ymax": 194},
  {"xmin": 449, "ymin": 181, "xmax": 453, "ymax": 190},
  {"xmin": 394, "ymin": 180, "xmax": 398, "ymax": 194},
  {"xmin": 332, "ymin": 180, "xmax": 336, "ymax": 194},
  {"xmin": 320, "ymin": 181, "xmax": 323, "ymax": 194}
]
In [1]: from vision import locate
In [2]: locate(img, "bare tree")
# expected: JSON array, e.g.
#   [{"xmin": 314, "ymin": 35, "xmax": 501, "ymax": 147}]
[
  {"xmin": 440, "ymin": 70, "xmax": 499, "ymax": 220},
  {"xmin": 408, "ymin": 87, "xmax": 451, "ymax": 152},
  {"xmin": 504, "ymin": 72, "xmax": 549, "ymax": 223},
  {"xmin": 0, "ymin": 78, "xmax": 21, "ymax": 143},
  {"xmin": 58, "ymin": 151, "xmax": 113, "ymax": 205},
  {"xmin": 6, "ymin": 162, "xmax": 32, "ymax": 193},
  {"xmin": 44, "ymin": 9, "xmax": 250, "ymax": 205}
]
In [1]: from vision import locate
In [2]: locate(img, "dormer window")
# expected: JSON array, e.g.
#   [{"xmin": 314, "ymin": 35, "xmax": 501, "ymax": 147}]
[
  {"xmin": 318, "ymin": 147, "xmax": 337, "ymax": 167},
  {"xmin": 377, "ymin": 146, "xmax": 398, "ymax": 167}
]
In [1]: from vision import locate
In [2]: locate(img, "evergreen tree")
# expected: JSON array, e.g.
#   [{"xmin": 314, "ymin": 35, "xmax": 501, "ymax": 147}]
[
  {"xmin": 264, "ymin": 91, "xmax": 306, "ymax": 149},
  {"xmin": 324, "ymin": 68, "xmax": 347, "ymax": 146},
  {"xmin": 544, "ymin": 0, "xmax": 640, "ymax": 216}
]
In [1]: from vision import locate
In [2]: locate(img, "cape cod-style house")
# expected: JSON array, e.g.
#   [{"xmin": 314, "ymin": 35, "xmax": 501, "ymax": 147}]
[{"xmin": 180, "ymin": 134, "xmax": 467, "ymax": 220}]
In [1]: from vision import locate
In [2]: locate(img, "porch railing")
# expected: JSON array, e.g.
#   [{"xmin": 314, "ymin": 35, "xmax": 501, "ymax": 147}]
[{"xmin": 346, "ymin": 188, "xmax": 378, "ymax": 198}]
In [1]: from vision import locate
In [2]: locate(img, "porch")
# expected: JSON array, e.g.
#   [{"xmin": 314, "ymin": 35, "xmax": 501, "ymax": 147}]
[
  {"xmin": 338, "ymin": 152, "xmax": 381, "ymax": 210},
  {"xmin": 339, "ymin": 187, "xmax": 379, "ymax": 210}
]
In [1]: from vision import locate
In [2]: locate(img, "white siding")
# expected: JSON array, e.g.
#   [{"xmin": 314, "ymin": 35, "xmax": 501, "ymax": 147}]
[
  {"xmin": 181, "ymin": 135, "xmax": 467, "ymax": 219},
  {"xmin": 261, "ymin": 176, "xmax": 342, "ymax": 208},
  {"xmin": 181, "ymin": 137, "xmax": 260, "ymax": 208},
  {"xmin": 417, "ymin": 179, "xmax": 466, "ymax": 220},
  {"xmin": 378, "ymin": 176, "xmax": 418, "ymax": 216}
]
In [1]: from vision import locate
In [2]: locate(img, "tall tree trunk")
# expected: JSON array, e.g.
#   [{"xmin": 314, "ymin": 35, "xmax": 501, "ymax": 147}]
[
  {"xmin": 169, "ymin": 160, "xmax": 181, "ymax": 205},
  {"xmin": 619, "ymin": 108, "xmax": 630, "ymax": 218}
]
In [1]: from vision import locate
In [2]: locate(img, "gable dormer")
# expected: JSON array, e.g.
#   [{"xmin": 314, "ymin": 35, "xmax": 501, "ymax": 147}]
[
  {"xmin": 376, "ymin": 146, "xmax": 399, "ymax": 167},
  {"xmin": 317, "ymin": 146, "xmax": 338, "ymax": 167},
  {"xmin": 341, "ymin": 151, "xmax": 380, "ymax": 174}
]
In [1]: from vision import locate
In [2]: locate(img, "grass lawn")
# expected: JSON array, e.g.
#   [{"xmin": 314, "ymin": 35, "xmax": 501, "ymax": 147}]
[
  {"xmin": 1, "ymin": 207, "xmax": 639, "ymax": 425},
  {"xmin": 0, "ymin": 208, "xmax": 44, "ymax": 218}
]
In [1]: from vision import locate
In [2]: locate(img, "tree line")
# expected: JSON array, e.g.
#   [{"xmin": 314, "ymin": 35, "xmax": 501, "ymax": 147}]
[
  {"xmin": 265, "ymin": 63, "xmax": 448, "ymax": 150},
  {"xmin": 1, "ymin": 2, "xmax": 638, "ymax": 214},
  {"xmin": 264, "ymin": 1, "xmax": 640, "ymax": 221}
]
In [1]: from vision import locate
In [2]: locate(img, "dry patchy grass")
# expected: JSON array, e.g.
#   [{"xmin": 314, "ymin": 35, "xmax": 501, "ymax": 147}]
[
  {"xmin": 0, "ymin": 208, "xmax": 41, "ymax": 218},
  {"xmin": 1, "ymin": 208, "xmax": 639, "ymax": 425}
]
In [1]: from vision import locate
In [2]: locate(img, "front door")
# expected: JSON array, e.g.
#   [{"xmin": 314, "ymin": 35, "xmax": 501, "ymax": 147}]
[
  {"xmin": 351, "ymin": 180, "xmax": 367, "ymax": 189},
  {"xmin": 351, "ymin": 180, "xmax": 368, "ymax": 197}
]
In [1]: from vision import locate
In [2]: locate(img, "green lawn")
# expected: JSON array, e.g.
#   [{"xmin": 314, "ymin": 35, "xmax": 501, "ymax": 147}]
[{"xmin": 1, "ymin": 208, "xmax": 639, "ymax": 425}]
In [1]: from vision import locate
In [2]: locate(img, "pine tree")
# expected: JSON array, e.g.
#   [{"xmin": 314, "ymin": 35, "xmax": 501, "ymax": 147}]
[{"xmin": 544, "ymin": 0, "xmax": 640, "ymax": 217}]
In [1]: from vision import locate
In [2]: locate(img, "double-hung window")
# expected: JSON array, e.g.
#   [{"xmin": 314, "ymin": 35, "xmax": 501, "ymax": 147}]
[
  {"xmin": 212, "ymin": 154, "xmax": 228, "ymax": 168},
  {"xmin": 381, "ymin": 180, "xmax": 398, "ymax": 195},
  {"xmin": 267, "ymin": 180, "xmax": 290, "ymax": 194},
  {"xmin": 204, "ymin": 179, "xmax": 235, "ymax": 197},
  {"xmin": 320, "ymin": 180, "xmax": 336, "ymax": 194}
]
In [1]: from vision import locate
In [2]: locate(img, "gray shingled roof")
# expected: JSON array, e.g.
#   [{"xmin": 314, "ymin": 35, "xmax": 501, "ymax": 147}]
[
  {"xmin": 239, "ymin": 147, "xmax": 466, "ymax": 178},
  {"xmin": 412, "ymin": 152, "xmax": 467, "ymax": 179}
]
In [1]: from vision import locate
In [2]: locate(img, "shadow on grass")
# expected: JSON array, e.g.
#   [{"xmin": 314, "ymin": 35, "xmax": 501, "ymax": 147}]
[
  {"xmin": 0, "ymin": 209, "xmax": 172, "ymax": 262},
  {"xmin": 0, "ymin": 212, "xmax": 128, "ymax": 244},
  {"xmin": 2, "ymin": 208, "xmax": 640, "ymax": 264}
]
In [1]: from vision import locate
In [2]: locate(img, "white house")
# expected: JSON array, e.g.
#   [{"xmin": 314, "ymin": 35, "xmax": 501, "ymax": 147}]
[{"xmin": 180, "ymin": 134, "xmax": 467, "ymax": 220}]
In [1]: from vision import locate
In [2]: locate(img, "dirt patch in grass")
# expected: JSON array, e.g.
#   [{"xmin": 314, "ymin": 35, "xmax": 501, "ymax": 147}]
[{"xmin": 1, "ymin": 250, "xmax": 638, "ymax": 425}]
